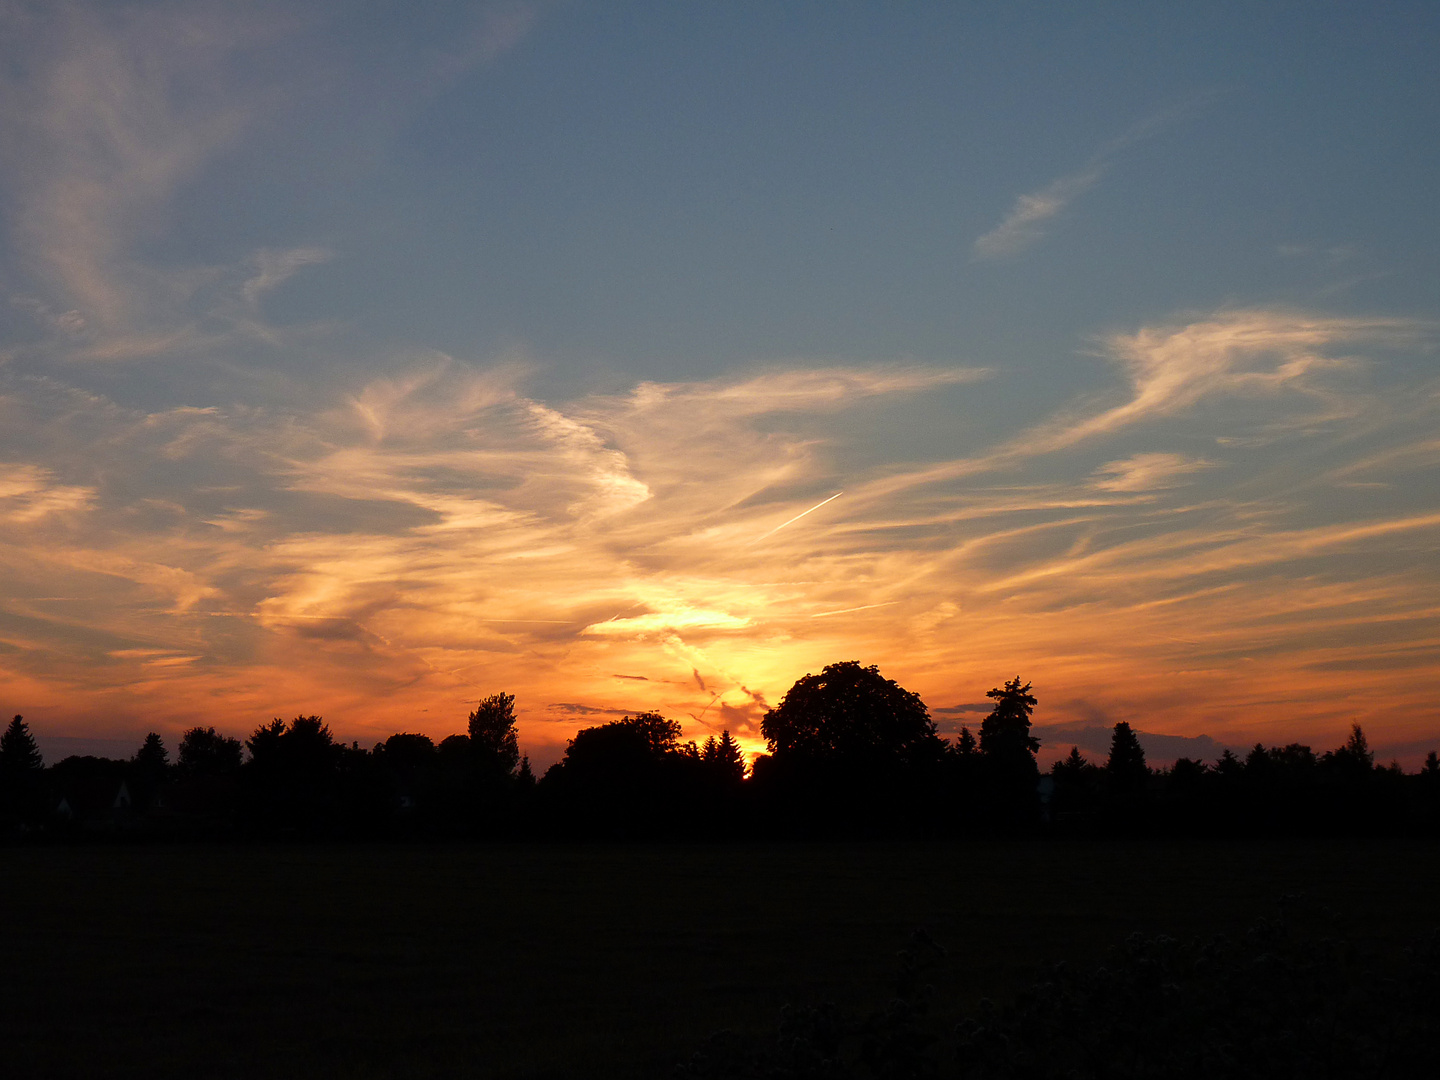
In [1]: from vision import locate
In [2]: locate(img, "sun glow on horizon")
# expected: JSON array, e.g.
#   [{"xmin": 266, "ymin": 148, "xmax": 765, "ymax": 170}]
[{"xmin": 3, "ymin": 5, "xmax": 1439, "ymax": 770}]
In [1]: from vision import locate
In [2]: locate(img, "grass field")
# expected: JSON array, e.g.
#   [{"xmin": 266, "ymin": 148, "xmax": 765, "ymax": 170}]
[{"xmin": 2, "ymin": 839, "xmax": 1438, "ymax": 1078}]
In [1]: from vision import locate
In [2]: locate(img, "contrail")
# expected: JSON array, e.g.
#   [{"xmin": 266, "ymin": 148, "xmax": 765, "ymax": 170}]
[
  {"xmin": 809, "ymin": 601, "xmax": 899, "ymax": 619},
  {"xmin": 752, "ymin": 491, "xmax": 843, "ymax": 543}
]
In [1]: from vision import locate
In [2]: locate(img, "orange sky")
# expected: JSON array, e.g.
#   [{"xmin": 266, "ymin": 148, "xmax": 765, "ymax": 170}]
[
  {"xmin": 3, "ymin": 6, "xmax": 1439, "ymax": 770},
  {"xmin": 6, "ymin": 315, "xmax": 1440, "ymax": 768}
]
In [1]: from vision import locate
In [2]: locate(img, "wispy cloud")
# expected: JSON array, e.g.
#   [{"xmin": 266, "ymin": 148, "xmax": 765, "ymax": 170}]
[
  {"xmin": 972, "ymin": 166, "xmax": 1103, "ymax": 260},
  {"xmin": 1090, "ymin": 453, "xmax": 1215, "ymax": 492},
  {"xmin": 972, "ymin": 100, "xmax": 1214, "ymax": 260},
  {"xmin": 0, "ymin": 464, "xmax": 94, "ymax": 522},
  {"xmin": 3, "ymin": 4, "xmax": 267, "ymax": 349},
  {"xmin": 241, "ymin": 248, "xmax": 333, "ymax": 308},
  {"xmin": 2, "ymin": 308, "xmax": 1438, "ymax": 764},
  {"xmin": 0, "ymin": 3, "xmax": 536, "ymax": 367}
]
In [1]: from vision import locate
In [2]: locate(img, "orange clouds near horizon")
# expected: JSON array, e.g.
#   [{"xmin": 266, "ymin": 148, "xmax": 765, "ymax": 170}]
[{"xmin": 4, "ymin": 311, "xmax": 1439, "ymax": 770}]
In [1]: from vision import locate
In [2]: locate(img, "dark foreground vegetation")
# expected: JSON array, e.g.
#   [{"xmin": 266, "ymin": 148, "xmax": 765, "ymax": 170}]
[
  {"xmin": 5, "ymin": 663, "xmax": 1440, "ymax": 841},
  {"xmin": 682, "ymin": 908, "xmax": 1440, "ymax": 1079},
  {"xmin": 2, "ymin": 840, "xmax": 1439, "ymax": 1079}
]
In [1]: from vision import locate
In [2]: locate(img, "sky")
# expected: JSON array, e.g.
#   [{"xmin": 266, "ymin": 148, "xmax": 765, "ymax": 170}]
[{"xmin": 1, "ymin": 1, "xmax": 1438, "ymax": 770}]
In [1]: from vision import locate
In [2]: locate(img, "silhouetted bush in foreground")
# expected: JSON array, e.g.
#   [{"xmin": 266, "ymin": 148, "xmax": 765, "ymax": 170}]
[{"xmin": 678, "ymin": 908, "xmax": 1440, "ymax": 1079}]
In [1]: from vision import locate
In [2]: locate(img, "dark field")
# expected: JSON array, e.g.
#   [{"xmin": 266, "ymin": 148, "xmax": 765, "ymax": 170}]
[{"xmin": 3, "ymin": 840, "xmax": 1438, "ymax": 1078}]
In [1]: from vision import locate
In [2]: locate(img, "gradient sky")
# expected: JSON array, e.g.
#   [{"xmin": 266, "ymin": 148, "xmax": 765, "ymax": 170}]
[{"xmin": 2, "ymin": 1, "xmax": 1438, "ymax": 769}]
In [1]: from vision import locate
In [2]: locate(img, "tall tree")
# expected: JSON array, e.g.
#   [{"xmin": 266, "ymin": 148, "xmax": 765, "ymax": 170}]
[
  {"xmin": 0, "ymin": 715, "xmax": 44, "ymax": 824},
  {"xmin": 976, "ymin": 678, "xmax": 1042, "ymax": 827},
  {"xmin": 702, "ymin": 729, "xmax": 747, "ymax": 783},
  {"xmin": 979, "ymin": 678, "xmax": 1040, "ymax": 765},
  {"xmin": 1105, "ymin": 721, "xmax": 1148, "ymax": 793},
  {"xmin": 130, "ymin": 732, "xmax": 170, "ymax": 804},
  {"xmin": 0, "ymin": 715, "xmax": 43, "ymax": 778},
  {"xmin": 133, "ymin": 732, "xmax": 169, "ymax": 773},
  {"xmin": 1323, "ymin": 723, "xmax": 1375, "ymax": 781},
  {"xmin": 468, "ymin": 693, "xmax": 521, "ymax": 776}
]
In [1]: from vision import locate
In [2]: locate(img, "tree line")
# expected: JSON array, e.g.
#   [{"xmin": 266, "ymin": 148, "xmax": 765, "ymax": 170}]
[{"xmin": 3, "ymin": 662, "xmax": 1439, "ymax": 839}]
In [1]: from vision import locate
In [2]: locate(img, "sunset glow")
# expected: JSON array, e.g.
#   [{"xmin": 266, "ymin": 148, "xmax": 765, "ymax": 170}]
[{"xmin": 2, "ymin": 4, "xmax": 1437, "ymax": 768}]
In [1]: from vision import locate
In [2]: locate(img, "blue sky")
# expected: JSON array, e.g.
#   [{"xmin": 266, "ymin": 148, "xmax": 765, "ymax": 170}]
[{"xmin": 1, "ymin": 1, "xmax": 1437, "ymax": 766}]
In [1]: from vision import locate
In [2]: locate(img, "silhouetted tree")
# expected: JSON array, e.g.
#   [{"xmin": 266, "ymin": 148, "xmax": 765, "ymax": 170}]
[
  {"xmin": 468, "ymin": 692, "xmax": 521, "ymax": 777},
  {"xmin": 247, "ymin": 716, "xmax": 332, "ymax": 773},
  {"xmin": 1168, "ymin": 756, "xmax": 1207, "ymax": 787},
  {"xmin": 954, "ymin": 727, "xmax": 978, "ymax": 758},
  {"xmin": 377, "ymin": 732, "xmax": 437, "ymax": 774},
  {"xmin": 1052, "ymin": 746, "xmax": 1091, "ymax": 780},
  {"xmin": 976, "ymin": 678, "xmax": 1041, "ymax": 828},
  {"xmin": 243, "ymin": 716, "xmax": 343, "ymax": 831},
  {"xmin": 544, "ymin": 712, "xmax": 692, "ymax": 837},
  {"xmin": 1211, "ymin": 748, "xmax": 1244, "ymax": 808},
  {"xmin": 127, "ymin": 732, "xmax": 170, "ymax": 811},
  {"xmin": 246, "ymin": 719, "xmax": 288, "ymax": 770},
  {"xmin": 979, "ymin": 678, "xmax": 1039, "ymax": 763},
  {"xmin": 1269, "ymin": 743, "xmax": 1317, "ymax": 773},
  {"xmin": 761, "ymin": 661, "xmax": 941, "ymax": 768},
  {"xmin": 438, "ymin": 733, "xmax": 471, "ymax": 760},
  {"xmin": 0, "ymin": 715, "xmax": 45, "ymax": 826},
  {"xmin": 167, "ymin": 726, "xmax": 243, "ymax": 829},
  {"xmin": 753, "ymin": 663, "xmax": 945, "ymax": 836},
  {"xmin": 561, "ymin": 712, "xmax": 682, "ymax": 777},
  {"xmin": 176, "ymin": 726, "xmax": 242, "ymax": 778},
  {"xmin": 273, "ymin": 716, "xmax": 340, "ymax": 778},
  {"xmin": 1244, "ymin": 742, "xmax": 1271, "ymax": 775},
  {"xmin": 1105, "ymin": 721, "xmax": 1148, "ymax": 793},
  {"xmin": 1323, "ymin": 723, "xmax": 1374, "ymax": 779},
  {"xmin": 702, "ymin": 730, "xmax": 747, "ymax": 784},
  {"xmin": 622, "ymin": 711, "xmax": 685, "ymax": 756},
  {"xmin": 0, "ymin": 715, "xmax": 43, "ymax": 777},
  {"xmin": 132, "ymin": 732, "xmax": 169, "ymax": 776}
]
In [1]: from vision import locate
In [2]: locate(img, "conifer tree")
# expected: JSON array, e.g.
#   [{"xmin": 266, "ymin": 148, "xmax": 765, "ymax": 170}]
[
  {"xmin": 133, "ymin": 732, "xmax": 169, "ymax": 774},
  {"xmin": 0, "ymin": 715, "xmax": 44, "ymax": 822},
  {"xmin": 709, "ymin": 729, "xmax": 746, "ymax": 783},
  {"xmin": 516, "ymin": 754, "xmax": 536, "ymax": 787},
  {"xmin": 1052, "ymin": 745, "xmax": 1091, "ymax": 778},
  {"xmin": 979, "ymin": 678, "xmax": 1039, "ymax": 763},
  {"xmin": 1105, "ymin": 721, "xmax": 1148, "ymax": 793},
  {"xmin": 0, "ymin": 715, "xmax": 43, "ymax": 777}
]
